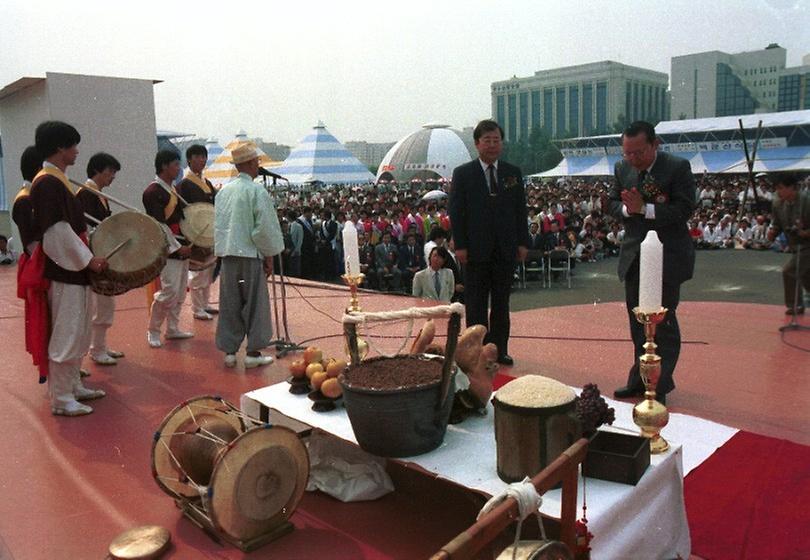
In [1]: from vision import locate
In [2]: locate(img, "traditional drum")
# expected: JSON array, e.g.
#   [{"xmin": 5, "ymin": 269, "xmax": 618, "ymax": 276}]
[
  {"xmin": 493, "ymin": 375, "xmax": 581, "ymax": 483},
  {"xmin": 151, "ymin": 396, "xmax": 309, "ymax": 552},
  {"xmin": 180, "ymin": 202, "xmax": 215, "ymax": 249},
  {"xmin": 188, "ymin": 245, "xmax": 217, "ymax": 271},
  {"xmin": 89, "ymin": 211, "xmax": 168, "ymax": 296},
  {"xmin": 496, "ymin": 540, "xmax": 573, "ymax": 560}
]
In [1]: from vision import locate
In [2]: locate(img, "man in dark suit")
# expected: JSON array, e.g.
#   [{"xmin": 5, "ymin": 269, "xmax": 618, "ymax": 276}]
[
  {"xmin": 608, "ymin": 121, "xmax": 697, "ymax": 405},
  {"xmin": 449, "ymin": 120, "xmax": 529, "ymax": 365},
  {"xmin": 398, "ymin": 232, "xmax": 425, "ymax": 289}
]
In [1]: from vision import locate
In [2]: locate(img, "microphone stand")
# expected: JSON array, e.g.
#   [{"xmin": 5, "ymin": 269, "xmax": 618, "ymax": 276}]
[{"xmin": 779, "ymin": 187, "xmax": 809, "ymax": 333}]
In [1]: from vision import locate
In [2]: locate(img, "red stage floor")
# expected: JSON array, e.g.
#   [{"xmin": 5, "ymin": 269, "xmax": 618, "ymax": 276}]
[{"xmin": 0, "ymin": 267, "xmax": 807, "ymax": 558}]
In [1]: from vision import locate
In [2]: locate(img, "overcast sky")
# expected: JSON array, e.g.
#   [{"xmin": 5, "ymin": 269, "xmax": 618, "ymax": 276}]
[{"xmin": 1, "ymin": 0, "xmax": 808, "ymax": 146}]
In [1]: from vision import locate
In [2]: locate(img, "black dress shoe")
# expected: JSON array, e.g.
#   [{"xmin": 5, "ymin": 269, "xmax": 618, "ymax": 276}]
[
  {"xmin": 497, "ymin": 354, "xmax": 514, "ymax": 366},
  {"xmin": 786, "ymin": 307, "xmax": 805, "ymax": 315},
  {"xmin": 613, "ymin": 385, "xmax": 644, "ymax": 399}
]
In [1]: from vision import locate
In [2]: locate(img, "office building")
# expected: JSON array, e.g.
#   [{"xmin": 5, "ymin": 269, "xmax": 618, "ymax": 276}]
[
  {"xmin": 491, "ymin": 61, "xmax": 669, "ymax": 141},
  {"xmin": 671, "ymin": 44, "xmax": 787, "ymax": 119}
]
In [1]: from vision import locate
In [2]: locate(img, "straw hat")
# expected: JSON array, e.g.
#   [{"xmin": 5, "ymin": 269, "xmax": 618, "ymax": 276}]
[{"xmin": 230, "ymin": 142, "xmax": 259, "ymax": 164}]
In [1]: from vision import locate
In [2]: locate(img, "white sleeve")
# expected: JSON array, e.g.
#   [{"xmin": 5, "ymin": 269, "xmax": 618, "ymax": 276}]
[
  {"xmin": 644, "ymin": 203, "xmax": 656, "ymax": 220},
  {"xmin": 42, "ymin": 221, "xmax": 93, "ymax": 271}
]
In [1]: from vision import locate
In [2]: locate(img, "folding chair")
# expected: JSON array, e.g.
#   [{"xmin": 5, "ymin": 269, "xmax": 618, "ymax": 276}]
[
  {"xmin": 547, "ymin": 249, "xmax": 571, "ymax": 288},
  {"xmin": 522, "ymin": 249, "xmax": 546, "ymax": 288}
]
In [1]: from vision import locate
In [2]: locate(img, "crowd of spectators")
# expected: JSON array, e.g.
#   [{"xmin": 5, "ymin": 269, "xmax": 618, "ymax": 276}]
[{"xmin": 264, "ymin": 172, "xmax": 794, "ymax": 298}]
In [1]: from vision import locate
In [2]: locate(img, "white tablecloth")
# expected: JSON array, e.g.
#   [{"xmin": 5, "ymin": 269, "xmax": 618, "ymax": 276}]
[{"xmin": 242, "ymin": 383, "xmax": 737, "ymax": 560}]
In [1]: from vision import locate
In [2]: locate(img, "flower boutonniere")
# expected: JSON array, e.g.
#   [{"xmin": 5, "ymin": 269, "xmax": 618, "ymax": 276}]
[
  {"xmin": 640, "ymin": 173, "xmax": 668, "ymax": 204},
  {"xmin": 504, "ymin": 176, "xmax": 520, "ymax": 190}
]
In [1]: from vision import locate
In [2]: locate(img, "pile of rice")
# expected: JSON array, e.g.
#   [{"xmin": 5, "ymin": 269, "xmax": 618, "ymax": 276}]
[{"xmin": 495, "ymin": 375, "xmax": 576, "ymax": 408}]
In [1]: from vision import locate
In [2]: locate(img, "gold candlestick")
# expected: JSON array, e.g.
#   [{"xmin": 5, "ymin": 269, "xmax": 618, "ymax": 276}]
[
  {"xmin": 632, "ymin": 307, "xmax": 670, "ymax": 454},
  {"xmin": 341, "ymin": 273, "xmax": 365, "ymax": 313}
]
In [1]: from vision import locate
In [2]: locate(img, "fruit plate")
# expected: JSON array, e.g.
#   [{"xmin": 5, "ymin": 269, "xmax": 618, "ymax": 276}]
[
  {"xmin": 287, "ymin": 376, "xmax": 310, "ymax": 395},
  {"xmin": 307, "ymin": 390, "xmax": 343, "ymax": 412}
]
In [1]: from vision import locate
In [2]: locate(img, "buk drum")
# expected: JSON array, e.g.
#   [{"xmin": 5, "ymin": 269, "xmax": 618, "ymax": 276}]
[
  {"xmin": 89, "ymin": 211, "xmax": 169, "ymax": 296},
  {"xmin": 188, "ymin": 245, "xmax": 217, "ymax": 272},
  {"xmin": 180, "ymin": 202, "xmax": 215, "ymax": 249},
  {"xmin": 151, "ymin": 396, "xmax": 309, "ymax": 551}
]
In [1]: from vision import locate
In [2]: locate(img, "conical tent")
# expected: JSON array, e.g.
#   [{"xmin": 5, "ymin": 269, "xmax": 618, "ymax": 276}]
[
  {"xmin": 273, "ymin": 122, "xmax": 375, "ymax": 185},
  {"xmin": 204, "ymin": 138, "xmax": 224, "ymax": 167},
  {"xmin": 203, "ymin": 131, "xmax": 281, "ymax": 188}
]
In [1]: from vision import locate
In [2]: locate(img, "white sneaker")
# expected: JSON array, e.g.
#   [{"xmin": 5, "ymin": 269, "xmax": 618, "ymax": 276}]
[
  {"xmin": 224, "ymin": 354, "xmax": 237, "ymax": 368},
  {"xmin": 74, "ymin": 385, "xmax": 106, "ymax": 401},
  {"xmin": 91, "ymin": 353, "xmax": 117, "ymax": 366},
  {"xmin": 106, "ymin": 349, "xmax": 125, "ymax": 359},
  {"xmin": 165, "ymin": 330, "xmax": 194, "ymax": 340},
  {"xmin": 193, "ymin": 311, "xmax": 214, "ymax": 321},
  {"xmin": 147, "ymin": 331, "xmax": 162, "ymax": 348},
  {"xmin": 52, "ymin": 400, "xmax": 93, "ymax": 416},
  {"xmin": 244, "ymin": 354, "xmax": 273, "ymax": 369}
]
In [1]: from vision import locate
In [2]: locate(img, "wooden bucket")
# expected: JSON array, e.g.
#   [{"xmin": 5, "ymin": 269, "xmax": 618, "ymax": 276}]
[{"xmin": 493, "ymin": 378, "xmax": 581, "ymax": 483}]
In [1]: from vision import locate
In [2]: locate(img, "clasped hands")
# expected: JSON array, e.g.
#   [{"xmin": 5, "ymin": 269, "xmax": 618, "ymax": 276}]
[{"xmin": 621, "ymin": 188, "xmax": 645, "ymax": 215}]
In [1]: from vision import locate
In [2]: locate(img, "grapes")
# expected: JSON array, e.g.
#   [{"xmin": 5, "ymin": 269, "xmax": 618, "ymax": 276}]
[{"xmin": 576, "ymin": 383, "xmax": 615, "ymax": 435}]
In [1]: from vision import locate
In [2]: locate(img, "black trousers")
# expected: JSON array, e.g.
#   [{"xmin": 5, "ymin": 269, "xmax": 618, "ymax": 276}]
[
  {"xmin": 623, "ymin": 258, "xmax": 682, "ymax": 395},
  {"xmin": 464, "ymin": 259, "xmax": 514, "ymax": 356}
]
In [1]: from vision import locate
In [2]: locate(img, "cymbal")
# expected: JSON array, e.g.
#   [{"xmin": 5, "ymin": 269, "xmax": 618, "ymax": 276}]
[{"xmin": 108, "ymin": 525, "xmax": 171, "ymax": 559}]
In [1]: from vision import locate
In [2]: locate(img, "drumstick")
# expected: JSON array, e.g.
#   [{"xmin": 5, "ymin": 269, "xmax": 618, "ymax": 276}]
[
  {"xmin": 69, "ymin": 179, "xmax": 142, "ymax": 213},
  {"xmin": 102, "ymin": 238, "xmax": 131, "ymax": 260}
]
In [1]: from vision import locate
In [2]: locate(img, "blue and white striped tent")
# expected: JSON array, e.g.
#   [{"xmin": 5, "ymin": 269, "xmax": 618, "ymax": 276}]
[
  {"xmin": 274, "ymin": 122, "xmax": 374, "ymax": 185},
  {"xmin": 204, "ymin": 137, "xmax": 224, "ymax": 167}
]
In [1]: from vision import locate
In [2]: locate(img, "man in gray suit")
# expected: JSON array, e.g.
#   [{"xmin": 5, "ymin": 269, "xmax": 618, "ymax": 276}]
[{"xmin": 608, "ymin": 121, "xmax": 697, "ymax": 405}]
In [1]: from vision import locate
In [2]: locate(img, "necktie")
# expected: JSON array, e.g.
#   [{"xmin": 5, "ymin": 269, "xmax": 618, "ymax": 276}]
[
  {"xmin": 433, "ymin": 271, "xmax": 441, "ymax": 297},
  {"xmin": 488, "ymin": 164, "xmax": 498, "ymax": 195},
  {"xmin": 638, "ymin": 170, "xmax": 647, "ymax": 185}
]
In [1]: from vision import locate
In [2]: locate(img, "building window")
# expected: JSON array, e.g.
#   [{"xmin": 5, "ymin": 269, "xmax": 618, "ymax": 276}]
[
  {"xmin": 519, "ymin": 91, "xmax": 529, "ymax": 140},
  {"xmin": 556, "ymin": 88, "xmax": 566, "ymax": 137},
  {"xmin": 531, "ymin": 90, "xmax": 541, "ymax": 131},
  {"xmin": 596, "ymin": 82, "xmax": 608, "ymax": 133},
  {"xmin": 716, "ymin": 63, "xmax": 759, "ymax": 116},
  {"xmin": 568, "ymin": 85, "xmax": 579, "ymax": 137},
  {"xmin": 633, "ymin": 82, "xmax": 639, "ymax": 120},
  {"xmin": 507, "ymin": 94, "xmax": 517, "ymax": 142},
  {"xmin": 625, "ymin": 82, "xmax": 632, "ymax": 122},
  {"xmin": 583, "ymin": 84, "xmax": 593, "ymax": 135},
  {"xmin": 543, "ymin": 89, "xmax": 553, "ymax": 135},
  {"xmin": 496, "ymin": 95, "xmax": 506, "ymax": 129}
]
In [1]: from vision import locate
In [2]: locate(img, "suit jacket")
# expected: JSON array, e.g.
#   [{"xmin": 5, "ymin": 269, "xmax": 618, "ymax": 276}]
[
  {"xmin": 544, "ymin": 231, "xmax": 566, "ymax": 252},
  {"xmin": 448, "ymin": 159, "xmax": 529, "ymax": 263},
  {"xmin": 608, "ymin": 151, "xmax": 697, "ymax": 284},
  {"xmin": 528, "ymin": 232, "xmax": 544, "ymax": 251},
  {"xmin": 412, "ymin": 267, "xmax": 454, "ymax": 302},
  {"xmin": 398, "ymin": 243, "xmax": 424, "ymax": 271},
  {"xmin": 374, "ymin": 242, "xmax": 398, "ymax": 270}
]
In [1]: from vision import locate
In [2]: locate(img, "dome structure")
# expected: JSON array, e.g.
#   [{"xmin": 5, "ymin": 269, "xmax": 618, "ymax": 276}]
[{"xmin": 377, "ymin": 124, "xmax": 475, "ymax": 183}]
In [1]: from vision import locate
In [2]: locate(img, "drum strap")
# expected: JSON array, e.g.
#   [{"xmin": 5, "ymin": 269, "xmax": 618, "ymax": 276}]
[
  {"xmin": 34, "ymin": 167, "xmax": 75, "ymax": 195},
  {"xmin": 164, "ymin": 189, "xmax": 179, "ymax": 221},
  {"xmin": 183, "ymin": 171, "xmax": 213, "ymax": 195}
]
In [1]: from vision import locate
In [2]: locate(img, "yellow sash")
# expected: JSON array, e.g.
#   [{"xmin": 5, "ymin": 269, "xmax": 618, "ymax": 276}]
[
  {"xmin": 163, "ymin": 187, "xmax": 178, "ymax": 221},
  {"xmin": 81, "ymin": 181, "xmax": 110, "ymax": 212},
  {"xmin": 183, "ymin": 171, "xmax": 212, "ymax": 195},
  {"xmin": 14, "ymin": 184, "xmax": 30, "ymax": 203},
  {"xmin": 34, "ymin": 167, "xmax": 75, "ymax": 195}
]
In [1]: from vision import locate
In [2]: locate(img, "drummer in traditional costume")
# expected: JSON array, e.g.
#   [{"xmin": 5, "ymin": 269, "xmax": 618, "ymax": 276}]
[
  {"xmin": 214, "ymin": 142, "xmax": 284, "ymax": 368},
  {"xmin": 176, "ymin": 143, "xmax": 218, "ymax": 320},
  {"xmin": 143, "ymin": 150, "xmax": 193, "ymax": 348},
  {"xmin": 28, "ymin": 121, "xmax": 107, "ymax": 416},
  {"xmin": 12, "ymin": 146, "xmax": 43, "ymax": 257},
  {"xmin": 77, "ymin": 153, "xmax": 125, "ymax": 365}
]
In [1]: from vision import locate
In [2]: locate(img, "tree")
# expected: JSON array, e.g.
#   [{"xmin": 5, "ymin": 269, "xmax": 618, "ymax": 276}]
[{"xmin": 502, "ymin": 126, "xmax": 562, "ymax": 175}]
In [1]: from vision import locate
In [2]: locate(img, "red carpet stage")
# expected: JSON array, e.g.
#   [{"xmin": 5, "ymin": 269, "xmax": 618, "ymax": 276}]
[{"xmin": 0, "ymin": 267, "xmax": 808, "ymax": 558}]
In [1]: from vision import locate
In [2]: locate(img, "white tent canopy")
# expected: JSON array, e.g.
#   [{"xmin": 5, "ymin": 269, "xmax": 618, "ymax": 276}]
[{"xmin": 273, "ymin": 122, "xmax": 374, "ymax": 185}]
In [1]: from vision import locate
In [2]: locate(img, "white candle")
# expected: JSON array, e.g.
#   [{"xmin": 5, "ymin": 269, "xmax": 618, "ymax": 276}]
[
  {"xmin": 343, "ymin": 220, "xmax": 360, "ymax": 276},
  {"xmin": 639, "ymin": 230, "xmax": 663, "ymax": 313}
]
